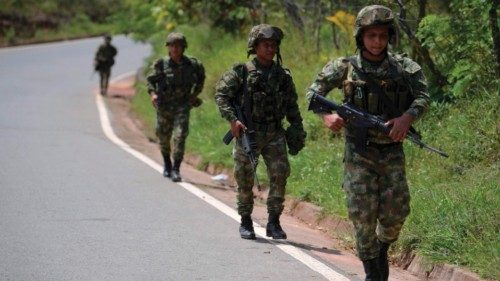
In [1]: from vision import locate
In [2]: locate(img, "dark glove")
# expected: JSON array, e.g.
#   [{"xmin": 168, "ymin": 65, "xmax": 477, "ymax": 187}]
[
  {"xmin": 285, "ymin": 123, "xmax": 306, "ymax": 155},
  {"xmin": 190, "ymin": 97, "xmax": 203, "ymax": 107}
]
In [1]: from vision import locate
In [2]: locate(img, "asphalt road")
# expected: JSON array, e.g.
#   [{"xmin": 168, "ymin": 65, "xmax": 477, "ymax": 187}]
[{"xmin": 0, "ymin": 37, "xmax": 341, "ymax": 280}]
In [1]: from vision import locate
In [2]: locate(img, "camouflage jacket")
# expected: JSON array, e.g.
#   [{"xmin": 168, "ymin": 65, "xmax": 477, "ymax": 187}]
[
  {"xmin": 94, "ymin": 43, "xmax": 117, "ymax": 69},
  {"xmin": 307, "ymin": 52, "xmax": 430, "ymax": 143},
  {"xmin": 215, "ymin": 58, "xmax": 303, "ymax": 130},
  {"xmin": 146, "ymin": 55, "xmax": 205, "ymax": 110}
]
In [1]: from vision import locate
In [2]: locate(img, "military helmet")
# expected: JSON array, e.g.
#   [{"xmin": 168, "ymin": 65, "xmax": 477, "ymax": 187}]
[
  {"xmin": 104, "ymin": 34, "xmax": 112, "ymax": 41},
  {"xmin": 165, "ymin": 32, "xmax": 187, "ymax": 48},
  {"xmin": 354, "ymin": 5, "xmax": 397, "ymax": 48},
  {"xmin": 247, "ymin": 24, "xmax": 284, "ymax": 55}
]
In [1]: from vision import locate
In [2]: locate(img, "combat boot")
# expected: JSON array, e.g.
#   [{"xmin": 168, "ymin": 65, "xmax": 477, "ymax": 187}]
[
  {"xmin": 171, "ymin": 159, "xmax": 182, "ymax": 182},
  {"xmin": 162, "ymin": 152, "xmax": 172, "ymax": 178},
  {"xmin": 239, "ymin": 215, "xmax": 256, "ymax": 240},
  {"xmin": 379, "ymin": 241, "xmax": 390, "ymax": 281},
  {"xmin": 266, "ymin": 213, "xmax": 287, "ymax": 239},
  {"xmin": 362, "ymin": 258, "xmax": 381, "ymax": 281}
]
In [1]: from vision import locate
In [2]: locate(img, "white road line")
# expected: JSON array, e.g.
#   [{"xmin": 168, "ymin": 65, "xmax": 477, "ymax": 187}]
[{"xmin": 95, "ymin": 73, "xmax": 351, "ymax": 281}]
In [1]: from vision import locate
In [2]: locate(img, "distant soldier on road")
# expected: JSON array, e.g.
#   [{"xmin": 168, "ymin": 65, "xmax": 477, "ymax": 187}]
[
  {"xmin": 146, "ymin": 32, "xmax": 205, "ymax": 182},
  {"xmin": 215, "ymin": 24, "xmax": 306, "ymax": 240},
  {"xmin": 94, "ymin": 34, "xmax": 117, "ymax": 96},
  {"xmin": 306, "ymin": 5, "xmax": 430, "ymax": 281}
]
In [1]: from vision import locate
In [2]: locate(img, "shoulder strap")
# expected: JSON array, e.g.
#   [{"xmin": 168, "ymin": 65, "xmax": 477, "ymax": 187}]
[
  {"xmin": 241, "ymin": 62, "xmax": 255, "ymax": 131},
  {"xmin": 348, "ymin": 56, "xmax": 401, "ymax": 119}
]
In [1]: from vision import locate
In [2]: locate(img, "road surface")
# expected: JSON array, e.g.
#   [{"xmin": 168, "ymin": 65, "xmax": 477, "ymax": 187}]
[{"xmin": 0, "ymin": 36, "xmax": 353, "ymax": 280}]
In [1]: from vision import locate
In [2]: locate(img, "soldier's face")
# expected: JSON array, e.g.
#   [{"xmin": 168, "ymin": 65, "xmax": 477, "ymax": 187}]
[
  {"xmin": 168, "ymin": 42, "xmax": 184, "ymax": 59},
  {"xmin": 255, "ymin": 39, "xmax": 277, "ymax": 63},
  {"xmin": 362, "ymin": 25, "xmax": 389, "ymax": 57}
]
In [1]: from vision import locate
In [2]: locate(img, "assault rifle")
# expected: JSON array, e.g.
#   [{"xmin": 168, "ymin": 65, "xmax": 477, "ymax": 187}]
[
  {"xmin": 222, "ymin": 103, "xmax": 261, "ymax": 189},
  {"xmin": 308, "ymin": 93, "xmax": 449, "ymax": 158}
]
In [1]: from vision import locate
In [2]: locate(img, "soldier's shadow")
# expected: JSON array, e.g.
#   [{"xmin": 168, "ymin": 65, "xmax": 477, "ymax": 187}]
[{"xmin": 254, "ymin": 237, "xmax": 342, "ymax": 255}]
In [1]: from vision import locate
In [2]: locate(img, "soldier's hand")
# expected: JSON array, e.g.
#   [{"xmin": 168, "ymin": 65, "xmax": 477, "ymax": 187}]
[
  {"xmin": 230, "ymin": 120, "xmax": 246, "ymax": 138},
  {"xmin": 151, "ymin": 94, "xmax": 158, "ymax": 109},
  {"xmin": 385, "ymin": 113, "xmax": 414, "ymax": 142},
  {"xmin": 322, "ymin": 113, "xmax": 344, "ymax": 132}
]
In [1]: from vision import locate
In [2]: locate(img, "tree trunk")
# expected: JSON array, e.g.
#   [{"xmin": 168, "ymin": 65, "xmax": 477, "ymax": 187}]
[
  {"xmin": 315, "ymin": 0, "xmax": 321, "ymax": 54},
  {"xmin": 411, "ymin": 0, "xmax": 427, "ymax": 65},
  {"xmin": 395, "ymin": 0, "xmax": 447, "ymax": 87},
  {"xmin": 283, "ymin": 0, "xmax": 305, "ymax": 34},
  {"xmin": 330, "ymin": 0, "xmax": 340, "ymax": 49},
  {"xmin": 489, "ymin": 0, "xmax": 500, "ymax": 76}
]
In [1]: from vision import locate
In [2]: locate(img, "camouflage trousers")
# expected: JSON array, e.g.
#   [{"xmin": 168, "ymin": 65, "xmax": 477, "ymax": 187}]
[
  {"xmin": 233, "ymin": 129, "xmax": 290, "ymax": 216},
  {"xmin": 343, "ymin": 141, "xmax": 410, "ymax": 261},
  {"xmin": 156, "ymin": 107, "xmax": 190, "ymax": 162},
  {"xmin": 99, "ymin": 68, "xmax": 111, "ymax": 95}
]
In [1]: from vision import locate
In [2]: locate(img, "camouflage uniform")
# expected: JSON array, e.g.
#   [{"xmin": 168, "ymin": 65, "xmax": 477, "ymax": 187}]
[
  {"xmin": 94, "ymin": 35, "xmax": 117, "ymax": 95},
  {"xmin": 215, "ymin": 24, "xmax": 305, "ymax": 239},
  {"xmin": 306, "ymin": 5, "xmax": 430, "ymax": 278},
  {"xmin": 146, "ymin": 32, "xmax": 205, "ymax": 180}
]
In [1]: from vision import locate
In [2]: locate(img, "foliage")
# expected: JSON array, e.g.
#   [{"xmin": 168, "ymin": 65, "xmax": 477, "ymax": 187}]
[
  {"xmin": 325, "ymin": 10, "xmax": 355, "ymax": 37},
  {"xmin": 132, "ymin": 21, "xmax": 499, "ymax": 278},
  {"xmin": 416, "ymin": 0, "xmax": 498, "ymax": 98},
  {"xmin": 0, "ymin": 0, "xmax": 124, "ymax": 45}
]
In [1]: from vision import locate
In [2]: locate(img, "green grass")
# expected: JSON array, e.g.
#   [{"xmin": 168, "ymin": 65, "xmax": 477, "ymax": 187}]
[{"xmin": 132, "ymin": 24, "xmax": 500, "ymax": 279}]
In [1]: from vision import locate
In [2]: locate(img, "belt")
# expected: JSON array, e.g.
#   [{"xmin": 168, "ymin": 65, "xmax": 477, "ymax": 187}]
[
  {"xmin": 253, "ymin": 121, "xmax": 282, "ymax": 132},
  {"xmin": 366, "ymin": 140, "xmax": 402, "ymax": 149},
  {"xmin": 346, "ymin": 137, "xmax": 401, "ymax": 149}
]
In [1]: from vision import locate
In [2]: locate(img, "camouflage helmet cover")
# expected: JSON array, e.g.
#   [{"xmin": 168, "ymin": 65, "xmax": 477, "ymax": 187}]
[
  {"xmin": 247, "ymin": 24, "xmax": 284, "ymax": 54},
  {"xmin": 165, "ymin": 32, "xmax": 188, "ymax": 48},
  {"xmin": 354, "ymin": 5, "xmax": 397, "ymax": 47}
]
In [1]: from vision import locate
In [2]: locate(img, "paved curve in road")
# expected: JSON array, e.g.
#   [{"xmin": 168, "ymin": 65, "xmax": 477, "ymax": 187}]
[{"xmin": 0, "ymin": 37, "xmax": 353, "ymax": 280}]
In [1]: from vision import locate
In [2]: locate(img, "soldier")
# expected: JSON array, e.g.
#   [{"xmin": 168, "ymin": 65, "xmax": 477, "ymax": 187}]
[
  {"xmin": 306, "ymin": 5, "xmax": 429, "ymax": 281},
  {"xmin": 94, "ymin": 35, "xmax": 117, "ymax": 96},
  {"xmin": 146, "ymin": 32, "xmax": 205, "ymax": 182},
  {"xmin": 215, "ymin": 24, "xmax": 306, "ymax": 240}
]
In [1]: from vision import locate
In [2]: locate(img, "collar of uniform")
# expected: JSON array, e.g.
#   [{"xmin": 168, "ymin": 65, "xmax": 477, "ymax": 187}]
[
  {"xmin": 251, "ymin": 58, "xmax": 275, "ymax": 71},
  {"xmin": 167, "ymin": 55, "xmax": 188, "ymax": 67},
  {"xmin": 357, "ymin": 52, "xmax": 391, "ymax": 77},
  {"xmin": 251, "ymin": 58, "xmax": 278, "ymax": 82}
]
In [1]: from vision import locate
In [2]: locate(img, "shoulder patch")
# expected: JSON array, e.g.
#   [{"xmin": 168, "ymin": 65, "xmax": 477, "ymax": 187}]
[{"xmin": 401, "ymin": 57, "xmax": 422, "ymax": 74}]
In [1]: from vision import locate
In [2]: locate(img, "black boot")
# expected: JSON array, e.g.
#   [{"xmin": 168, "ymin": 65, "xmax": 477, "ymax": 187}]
[
  {"xmin": 266, "ymin": 213, "xmax": 287, "ymax": 239},
  {"xmin": 239, "ymin": 215, "xmax": 256, "ymax": 240},
  {"xmin": 162, "ymin": 152, "xmax": 172, "ymax": 178},
  {"xmin": 170, "ymin": 159, "xmax": 182, "ymax": 182},
  {"xmin": 362, "ymin": 258, "xmax": 381, "ymax": 281},
  {"xmin": 379, "ymin": 242, "xmax": 390, "ymax": 281}
]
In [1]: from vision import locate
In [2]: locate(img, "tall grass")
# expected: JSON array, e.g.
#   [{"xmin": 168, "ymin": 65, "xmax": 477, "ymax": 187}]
[{"xmin": 132, "ymin": 24, "xmax": 499, "ymax": 279}]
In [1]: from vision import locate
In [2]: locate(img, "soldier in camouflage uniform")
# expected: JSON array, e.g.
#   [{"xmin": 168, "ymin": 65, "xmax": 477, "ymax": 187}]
[
  {"xmin": 306, "ymin": 5, "xmax": 429, "ymax": 281},
  {"xmin": 146, "ymin": 32, "xmax": 205, "ymax": 182},
  {"xmin": 215, "ymin": 24, "xmax": 306, "ymax": 240},
  {"xmin": 94, "ymin": 35, "xmax": 117, "ymax": 96}
]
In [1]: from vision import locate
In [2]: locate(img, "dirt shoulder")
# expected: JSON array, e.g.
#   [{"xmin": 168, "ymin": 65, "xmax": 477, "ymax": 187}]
[{"xmin": 99, "ymin": 73, "xmax": 485, "ymax": 281}]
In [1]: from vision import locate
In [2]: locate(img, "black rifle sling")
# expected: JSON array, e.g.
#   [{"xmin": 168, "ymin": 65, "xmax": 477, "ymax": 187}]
[{"xmin": 242, "ymin": 62, "xmax": 256, "ymax": 132}]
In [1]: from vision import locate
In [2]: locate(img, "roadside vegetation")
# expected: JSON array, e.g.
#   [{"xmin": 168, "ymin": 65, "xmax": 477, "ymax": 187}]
[
  {"xmin": 8, "ymin": 0, "xmax": 498, "ymax": 279},
  {"xmin": 125, "ymin": 1, "xmax": 499, "ymax": 279},
  {"xmin": 0, "ymin": 0, "xmax": 124, "ymax": 46}
]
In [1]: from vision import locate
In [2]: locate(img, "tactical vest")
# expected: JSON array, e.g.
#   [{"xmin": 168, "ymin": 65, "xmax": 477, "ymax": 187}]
[
  {"xmin": 242, "ymin": 61, "xmax": 289, "ymax": 128},
  {"xmin": 160, "ymin": 56, "xmax": 202, "ymax": 100},
  {"xmin": 342, "ymin": 55, "xmax": 414, "ymax": 119}
]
